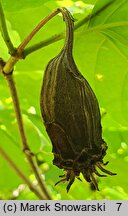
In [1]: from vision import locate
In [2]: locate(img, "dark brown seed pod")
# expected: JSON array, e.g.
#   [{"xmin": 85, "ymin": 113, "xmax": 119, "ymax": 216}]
[{"xmin": 40, "ymin": 8, "xmax": 116, "ymax": 192}]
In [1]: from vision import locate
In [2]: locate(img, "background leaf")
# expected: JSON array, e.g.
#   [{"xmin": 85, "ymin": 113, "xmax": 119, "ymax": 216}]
[{"xmin": 1, "ymin": 0, "xmax": 51, "ymax": 11}]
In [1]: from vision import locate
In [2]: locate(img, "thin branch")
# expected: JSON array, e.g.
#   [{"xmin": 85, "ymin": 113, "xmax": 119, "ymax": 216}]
[
  {"xmin": 4, "ymin": 73, "xmax": 52, "ymax": 200},
  {"xmin": 2, "ymin": 9, "xmax": 60, "ymax": 74},
  {"xmin": 24, "ymin": 31, "xmax": 64, "ymax": 57},
  {"xmin": 0, "ymin": 1, "xmax": 16, "ymax": 55},
  {"xmin": 17, "ymin": 8, "xmax": 60, "ymax": 57},
  {"xmin": 23, "ymin": 1, "xmax": 114, "ymax": 57},
  {"xmin": 3, "ymin": 2, "xmax": 114, "ymax": 73},
  {"xmin": 0, "ymin": 147, "xmax": 46, "ymax": 200}
]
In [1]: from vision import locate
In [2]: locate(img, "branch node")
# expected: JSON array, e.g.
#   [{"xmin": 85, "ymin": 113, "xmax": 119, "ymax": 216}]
[
  {"xmin": 23, "ymin": 148, "xmax": 35, "ymax": 157},
  {"xmin": 2, "ymin": 69, "xmax": 13, "ymax": 76},
  {"xmin": 0, "ymin": 58, "xmax": 13, "ymax": 75}
]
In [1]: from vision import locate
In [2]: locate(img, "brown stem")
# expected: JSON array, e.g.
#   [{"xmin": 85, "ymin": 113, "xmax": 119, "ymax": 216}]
[
  {"xmin": 4, "ymin": 73, "xmax": 52, "ymax": 200},
  {"xmin": 17, "ymin": 8, "xmax": 60, "ymax": 57},
  {"xmin": 0, "ymin": 147, "xmax": 46, "ymax": 200},
  {"xmin": 22, "ymin": 2, "xmax": 114, "ymax": 57},
  {"xmin": 3, "ymin": 9, "xmax": 61, "ymax": 74},
  {"xmin": 58, "ymin": 8, "xmax": 74, "ymax": 54},
  {"xmin": 17, "ymin": 8, "xmax": 73, "ymax": 55},
  {"xmin": 3, "ymin": 2, "xmax": 114, "ymax": 73}
]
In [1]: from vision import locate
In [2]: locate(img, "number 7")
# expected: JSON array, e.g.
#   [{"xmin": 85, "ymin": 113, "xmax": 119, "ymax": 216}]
[{"xmin": 116, "ymin": 203, "xmax": 122, "ymax": 211}]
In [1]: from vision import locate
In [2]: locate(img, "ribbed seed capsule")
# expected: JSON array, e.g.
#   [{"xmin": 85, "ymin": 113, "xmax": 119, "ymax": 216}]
[{"xmin": 40, "ymin": 7, "xmax": 116, "ymax": 192}]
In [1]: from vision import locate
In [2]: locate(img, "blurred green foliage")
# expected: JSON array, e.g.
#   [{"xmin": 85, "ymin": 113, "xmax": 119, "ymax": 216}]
[{"xmin": 0, "ymin": 0, "xmax": 128, "ymax": 200}]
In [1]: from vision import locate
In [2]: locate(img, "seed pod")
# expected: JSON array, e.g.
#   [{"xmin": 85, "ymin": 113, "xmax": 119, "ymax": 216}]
[{"xmin": 40, "ymin": 8, "xmax": 116, "ymax": 192}]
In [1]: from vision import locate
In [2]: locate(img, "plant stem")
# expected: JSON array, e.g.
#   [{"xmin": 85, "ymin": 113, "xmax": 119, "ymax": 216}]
[
  {"xmin": 24, "ymin": 33, "xmax": 64, "ymax": 56},
  {"xmin": 23, "ymin": 1, "xmax": 113, "ymax": 57},
  {"xmin": 2, "ymin": 9, "xmax": 61, "ymax": 74},
  {"xmin": 0, "ymin": 1, "xmax": 16, "ymax": 55},
  {"xmin": 17, "ymin": 8, "xmax": 60, "ymax": 57},
  {"xmin": 4, "ymin": 73, "xmax": 52, "ymax": 200},
  {"xmin": 3, "ymin": 2, "xmax": 113, "ymax": 73},
  {"xmin": 0, "ymin": 147, "xmax": 47, "ymax": 200}
]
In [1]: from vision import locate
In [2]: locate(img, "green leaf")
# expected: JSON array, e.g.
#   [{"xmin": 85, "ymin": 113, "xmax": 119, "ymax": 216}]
[
  {"xmin": 74, "ymin": 0, "xmax": 128, "ymax": 126},
  {"xmin": 72, "ymin": 0, "xmax": 96, "ymax": 3},
  {"xmin": 1, "ymin": 0, "xmax": 50, "ymax": 11}
]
